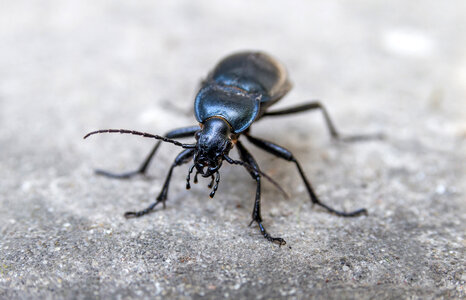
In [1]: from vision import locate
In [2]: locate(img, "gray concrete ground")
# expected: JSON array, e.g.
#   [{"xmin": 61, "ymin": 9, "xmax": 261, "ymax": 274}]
[{"xmin": 0, "ymin": 1, "xmax": 465, "ymax": 299}]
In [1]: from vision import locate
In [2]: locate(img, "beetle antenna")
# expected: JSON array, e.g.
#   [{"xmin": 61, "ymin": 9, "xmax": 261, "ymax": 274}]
[
  {"xmin": 84, "ymin": 129, "xmax": 196, "ymax": 149},
  {"xmin": 223, "ymin": 155, "xmax": 289, "ymax": 199}
]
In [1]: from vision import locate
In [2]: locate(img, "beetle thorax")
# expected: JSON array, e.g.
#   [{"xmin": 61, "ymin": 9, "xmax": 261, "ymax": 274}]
[{"xmin": 194, "ymin": 117, "xmax": 233, "ymax": 177}]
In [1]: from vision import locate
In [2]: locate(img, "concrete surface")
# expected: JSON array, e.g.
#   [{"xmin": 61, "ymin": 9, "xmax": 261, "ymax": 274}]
[{"xmin": 1, "ymin": 1, "xmax": 465, "ymax": 299}]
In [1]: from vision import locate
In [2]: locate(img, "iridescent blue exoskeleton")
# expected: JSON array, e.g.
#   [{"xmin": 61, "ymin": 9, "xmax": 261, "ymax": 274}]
[{"xmin": 85, "ymin": 52, "xmax": 380, "ymax": 245}]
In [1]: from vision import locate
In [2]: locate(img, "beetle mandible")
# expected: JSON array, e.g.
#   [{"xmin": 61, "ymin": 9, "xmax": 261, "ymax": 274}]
[{"xmin": 85, "ymin": 51, "xmax": 380, "ymax": 245}]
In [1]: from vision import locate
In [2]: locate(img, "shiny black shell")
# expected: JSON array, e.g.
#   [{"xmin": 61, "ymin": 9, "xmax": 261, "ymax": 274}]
[{"xmin": 194, "ymin": 52, "xmax": 292, "ymax": 133}]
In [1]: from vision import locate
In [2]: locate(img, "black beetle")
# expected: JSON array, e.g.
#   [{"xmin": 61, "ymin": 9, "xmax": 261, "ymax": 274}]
[{"xmin": 85, "ymin": 51, "xmax": 380, "ymax": 245}]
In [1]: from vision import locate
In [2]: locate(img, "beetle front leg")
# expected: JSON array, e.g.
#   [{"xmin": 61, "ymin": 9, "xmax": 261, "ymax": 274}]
[
  {"xmin": 124, "ymin": 148, "xmax": 195, "ymax": 218},
  {"xmin": 248, "ymin": 177, "xmax": 286, "ymax": 245},
  {"xmin": 245, "ymin": 134, "xmax": 367, "ymax": 217},
  {"xmin": 236, "ymin": 141, "xmax": 286, "ymax": 245},
  {"xmin": 96, "ymin": 125, "xmax": 200, "ymax": 179}
]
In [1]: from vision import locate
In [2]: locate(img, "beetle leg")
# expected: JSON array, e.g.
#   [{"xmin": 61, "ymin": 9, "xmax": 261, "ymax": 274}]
[
  {"xmin": 207, "ymin": 175, "xmax": 215, "ymax": 188},
  {"xmin": 236, "ymin": 141, "xmax": 286, "ymax": 245},
  {"xmin": 96, "ymin": 125, "xmax": 200, "ymax": 179},
  {"xmin": 262, "ymin": 101, "xmax": 383, "ymax": 142},
  {"xmin": 124, "ymin": 148, "xmax": 195, "ymax": 218},
  {"xmin": 186, "ymin": 164, "xmax": 195, "ymax": 189},
  {"xmin": 245, "ymin": 134, "xmax": 367, "ymax": 217}
]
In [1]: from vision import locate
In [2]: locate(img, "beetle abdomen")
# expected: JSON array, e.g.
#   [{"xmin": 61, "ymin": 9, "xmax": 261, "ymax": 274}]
[{"xmin": 208, "ymin": 51, "xmax": 291, "ymax": 104}]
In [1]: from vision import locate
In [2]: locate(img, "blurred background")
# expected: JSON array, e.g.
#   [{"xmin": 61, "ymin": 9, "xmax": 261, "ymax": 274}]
[
  {"xmin": 0, "ymin": 1, "xmax": 464, "ymax": 298},
  {"xmin": 1, "ymin": 1, "xmax": 464, "ymax": 140}
]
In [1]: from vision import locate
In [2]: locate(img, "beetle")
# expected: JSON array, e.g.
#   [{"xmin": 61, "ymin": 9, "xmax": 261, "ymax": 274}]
[{"xmin": 85, "ymin": 51, "xmax": 380, "ymax": 245}]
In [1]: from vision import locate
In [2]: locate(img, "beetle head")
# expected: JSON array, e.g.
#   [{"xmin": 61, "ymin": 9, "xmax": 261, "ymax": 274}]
[{"xmin": 194, "ymin": 117, "xmax": 233, "ymax": 177}]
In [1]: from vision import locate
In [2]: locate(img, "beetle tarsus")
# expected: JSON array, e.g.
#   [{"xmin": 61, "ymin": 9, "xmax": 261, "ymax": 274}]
[
  {"xmin": 95, "ymin": 169, "xmax": 145, "ymax": 179},
  {"xmin": 249, "ymin": 220, "xmax": 286, "ymax": 245},
  {"xmin": 124, "ymin": 199, "xmax": 162, "ymax": 218},
  {"xmin": 312, "ymin": 202, "xmax": 368, "ymax": 217},
  {"xmin": 338, "ymin": 133, "xmax": 385, "ymax": 142},
  {"xmin": 252, "ymin": 220, "xmax": 286, "ymax": 246}
]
